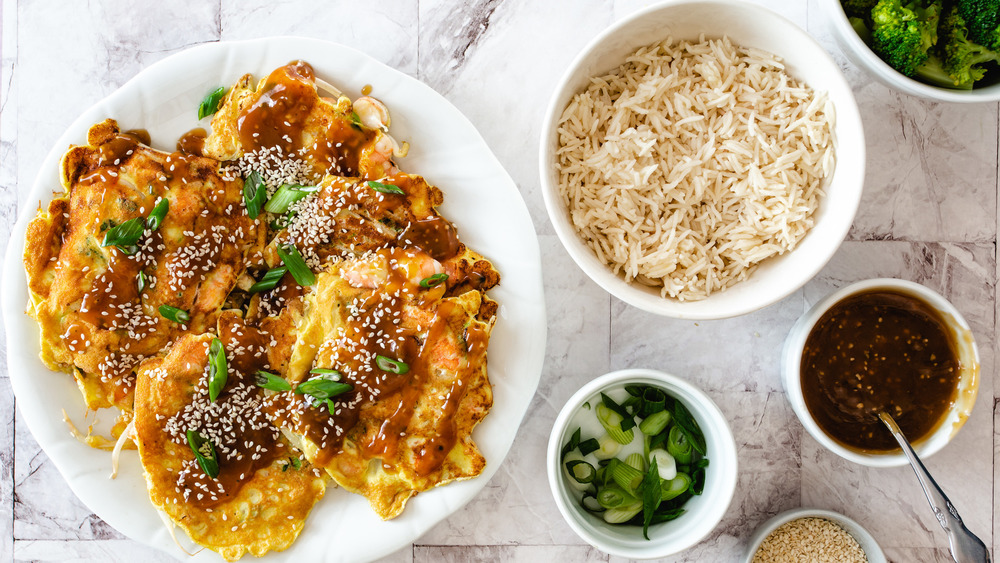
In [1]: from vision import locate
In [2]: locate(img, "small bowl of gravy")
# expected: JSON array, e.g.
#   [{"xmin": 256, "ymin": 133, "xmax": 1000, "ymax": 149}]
[{"xmin": 782, "ymin": 278, "xmax": 980, "ymax": 467}]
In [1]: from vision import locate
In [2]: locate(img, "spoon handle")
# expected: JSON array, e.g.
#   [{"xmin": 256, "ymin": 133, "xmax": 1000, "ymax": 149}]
[{"xmin": 879, "ymin": 413, "xmax": 991, "ymax": 563}]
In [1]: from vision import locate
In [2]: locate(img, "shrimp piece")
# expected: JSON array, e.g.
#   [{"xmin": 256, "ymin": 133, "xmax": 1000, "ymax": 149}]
[
  {"xmin": 353, "ymin": 96, "xmax": 390, "ymax": 130},
  {"xmin": 341, "ymin": 249, "xmax": 443, "ymax": 289}
]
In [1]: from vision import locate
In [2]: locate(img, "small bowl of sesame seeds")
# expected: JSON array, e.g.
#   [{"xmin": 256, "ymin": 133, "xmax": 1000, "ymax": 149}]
[{"xmin": 743, "ymin": 508, "xmax": 886, "ymax": 563}]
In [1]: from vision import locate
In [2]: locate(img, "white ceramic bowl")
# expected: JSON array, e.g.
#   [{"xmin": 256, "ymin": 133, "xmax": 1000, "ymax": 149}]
[
  {"xmin": 781, "ymin": 278, "xmax": 980, "ymax": 467},
  {"xmin": 539, "ymin": 0, "xmax": 865, "ymax": 320},
  {"xmin": 818, "ymin": 0, "xmax": 1000, "ymax": 102},
  {"xmin": 546, "ymin": 368, "xmax": 738, "ymax": 559},
  {"xmin": 743, "ymin": 508, "xmax": 886, "ymax": 563}
]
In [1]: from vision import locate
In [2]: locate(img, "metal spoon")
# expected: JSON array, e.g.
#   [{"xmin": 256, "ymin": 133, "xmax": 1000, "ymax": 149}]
[{"xmin": 878, "ymin": 411, "xmax": 991, "ymax": 563}]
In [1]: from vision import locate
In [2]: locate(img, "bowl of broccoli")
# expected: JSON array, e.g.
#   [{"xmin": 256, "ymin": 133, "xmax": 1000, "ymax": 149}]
[{"xmin": 823, "ymin": 0, "xmax": 1000, "ymax": 101}]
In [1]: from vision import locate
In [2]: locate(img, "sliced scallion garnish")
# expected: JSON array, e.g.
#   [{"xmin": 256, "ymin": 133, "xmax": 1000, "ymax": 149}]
[
  {"xmin": 276, "ymin": 244, "xmax": 315, "ymax": 286},
  {"xmin": 255, "ymin": 370, "xmax": 292, "ymax": 392},
  {"xmin": 158, "ymin": 304, "xmax": 190, "ymax": 324},
  {"xmin": 198, "ymin": 86, "xmax": 226, "ymax": 120},
  {"xmin": 666, "ymin": 425, "xmax": 694, "ymax": 465},
  {"xmin": 243, "ymin": 170, "xmax": 266, "ymax": 219},
  {"xmin": 578, "ymin": 438, "xmax": 600, "ymax": 457},
  {"xmin": 101, "ymin": 217, "xmax": 144, "ymax": 249},
  {"xmin": 309, "ymin": 368, "xmax": 342, "ymax": 380},
  {"xmin": 367, "ymin": 180, "xmax": 404, "ymax": 195},
  {"xmin": 295, "ymin": 378, "xmax": 352, "ymax": 400},
  {"xmin": 565, "ymin": 460, "xmax": 597, "ymax": 484},
  {"xmin": 561, "ymin": 427, "xmax": 581, "ymax": 460},
  {"xmin": 639, "ymin": 410, "xmax": 671, "ymax": 436},
  {"xmin": 248, "ymin": 267, "xmax": 288, "ymax": 294},
  {"xmin": 207, "ymin": 338, "xmax": 227, "ymax": 403},
  {"xmin": 264, "ymin": 184, "xmax": 318, "ymax": 214},
  {"xmin": 596, "ymin": 402, "xmax": 634, "ymax": 445},
  {"xmin": 418, "ymin": 273, "xmax": 448, "ymax": 288},
  {"xmin": 137, "ymin": 270, "xmax": 147, "ymax": 293},
  {"xmin": 672, "ymin": 400, "xmax": 707, "ymax": 455},
  {"xmin": 641, "ymin": 457, "xmax": 662, "ymax": 540},
  {"xmin": 375, "ymin": 355, "xmax": 409, "ymax": 374},
  {"xmin": 185, "ymin": 430, "xmax": 219, "ymax": 478},
  {"xmin": 146, "ymin": 197, "xmax": 169, "ymax": 231}
]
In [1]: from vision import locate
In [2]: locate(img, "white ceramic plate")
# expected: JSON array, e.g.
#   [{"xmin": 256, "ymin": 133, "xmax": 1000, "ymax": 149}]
[{"xmin": 1, "ymin": 37, "xmax": 546, "ymax": 562}]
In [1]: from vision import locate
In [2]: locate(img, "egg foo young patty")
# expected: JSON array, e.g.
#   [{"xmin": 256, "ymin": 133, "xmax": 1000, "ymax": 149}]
[
  {"xmin": 23, "ymin": 119, "xmax": 261, "ymax": 415},
  {"xmin": 22, "ymin": 60, "xmax": 501, "ymax": 558},
  {"xmin": 556, "ymin": 36, "xmax": 834, "ymax": 301}
]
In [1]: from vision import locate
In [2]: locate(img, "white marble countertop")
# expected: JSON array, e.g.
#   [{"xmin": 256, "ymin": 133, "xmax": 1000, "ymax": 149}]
[{"xmin": 0, "ymin": 0, "xmax": 997, "ymax": 562}]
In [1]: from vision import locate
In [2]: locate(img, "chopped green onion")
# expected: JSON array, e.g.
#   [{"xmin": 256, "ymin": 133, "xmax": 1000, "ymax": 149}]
[
  {"xmin": 101, "ymin": 217, "xmax": 144, "ymax": 248},
  {"xmin": 650, "ymin": 507, "xmax": 686, "ymax": 524},
  {"xmin": 593, "ymin": 434, "xmax": 623, "ymax": 460},
  {"xmin": 309, "ymin": 368, "xmax": 342, "ymax": 380},
  {"xmin": 207, "ymin": 338, "xmax": 227, "ymax": 403},
  {"xmin": 581, "ymin": 492, "xmax": 605, "ymax": 513},
  {"xmin": 640, "ymin": 387, "xmax": 667, "ymax": 417},
  {"xmin": 289, "ymin": 456, "xmax": 302, "ymax": 470},
  {"xmin": 596, "ymin": 402, "xmax": 634, "ymax": 445},
  {"xmin": 375, "ymin": 355, "xmax": 409, "ymax": 374},
  {"xmin": 158, "ymin": 305, "xmax": 190, "ymax": 324},
  {"xmin": 603, "ymin": 502, "xmax": 642, "ymax": 524},
  {"xmin": 660, "ymin": 472, "xmax": 692, "ymax": 501},
  {"xmin": 561, "ymin": 428, "xmax": 581, "ymax": 460},
  {"xmin": 667, "ymin": 426, "xmax": 694, "ymax": 465},
  {"xmin": 255, "ymin": 370, "xmax": 292, "ymax": 392},
  {"xmin": 690, "ymin": 459, "xmax": 709, "ymax": 495},
  {"xmin": 349, "ymin": 111, "xmax": 363, "ymax": 129},
  {"xmin": 248, "ymin": 267, "xmax": 288, "ymax": 294},
  {"xmin": 367, "ymin": 180, "xmax": 405, "ymax": 195},
  {"xmin": 610, "ymin": 457, "xmax": 643, "ymax": 494},
  {"xmin": 295, "ymin": 378, "xmax": 352, "ymax": 400},
  {"xmin": 565, "ymin": 460, "xmax": 597, "ymax": 484},
  {"xmin": 185, "ymin": 430, "xmax": 219, "ymax": 478},
  {"xmin": 672, "ymin": 400, "xmax": 706, "ymax": 455},
  {"xmin": 264, "ymin": 184, "xmax": 317, "ymax": 214},
  {"xmin": 650, "ymin": 449, "xmax": 677, "ymax": 481},
  {"xmin": 600, "ymin": 393, "xmax": 637, "ymax": 432},
  {"xmin": 243, "ymin": 170, "xmax": 266, "ymax": 219},
  {"xmin": 119, "ymin": 244, "xmax": 139, "ymax": 256},
  {"xmin": 418, "ymin": 273, "xmax": 448, "ymax": 288},
  {"xmin": 198, "ymin": 86, "xmax": 226, "ymax": 120},
  {"xmin": 624, "ymin": 453, "xmax": 646, "ymax": 472},
  {"xmin": 597, "ymin": 485, "xmax": 636, "ymax": 509},
  {"xmin": 146, "ymin": 198, "xmax": 169, "ymax": 230},
  {"xmin": 276, "ymin": 244, "xmax": 315, "ymax": 286},
  {"xmin": 578, "ymin": 438, "xmax": 600, "ymax": 457},
  {"xmin": 137, "ymin": 271, "xmax": 147, "ymax": 293},
  {"xmin": 641, "ymin": 456, "xmax": 663, "ymax": 539},
  {"xmin": 639, "ymin": 410, "xmax": 671, "ymax": 436}
]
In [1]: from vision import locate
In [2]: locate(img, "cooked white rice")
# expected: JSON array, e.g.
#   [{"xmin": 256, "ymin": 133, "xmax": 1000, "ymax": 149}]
[{"xmin": 556, "ymin": 35, "xmax": 835, "ymax": 301}]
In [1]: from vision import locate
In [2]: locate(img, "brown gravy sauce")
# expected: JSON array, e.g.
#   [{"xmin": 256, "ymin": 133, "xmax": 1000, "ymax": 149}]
[
  {"xmin": 234, "ymin": 60, "xmax": 377, "ymax": 178},
  {"xmin": 801, "ymin": 289, "xmax": 961, "ymax": 452}
]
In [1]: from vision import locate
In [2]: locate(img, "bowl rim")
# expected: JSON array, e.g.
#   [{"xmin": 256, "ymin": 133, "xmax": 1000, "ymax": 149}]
[
  {"xmin": 538, "ymin": 0, "xmax": 865, "ymax": 320},
  {"xmin": 816, "ymin": 0, "xmax": 1000, "ymax": 102},
  {"xmin": 741, "ymin": 507, "xmax": 887, "ymax": 563},
  {"xmin": 546, "ymin": 368, "xmax": 739, "ymax": 559},
  {"xmin": 781, "ymin": 278, "xmax": 981, "ymax": 467}
]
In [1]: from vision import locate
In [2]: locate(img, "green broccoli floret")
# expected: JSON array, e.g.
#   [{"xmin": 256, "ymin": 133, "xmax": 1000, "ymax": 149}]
[
  {"xmin": 937, "ymin": 7, "xmax": 1000, "ymax": 88},
  {"xmin": 870, "ymin": 0, "xmax": 941, "ymax": 76},
  {"xmin": 956, "ymin": 0, "xmax": 1000, "ymax": 51}
]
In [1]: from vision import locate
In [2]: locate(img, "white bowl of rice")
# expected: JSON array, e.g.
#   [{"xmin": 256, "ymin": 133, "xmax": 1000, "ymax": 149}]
[
  {"xmin": 540, "ymin": 0, "xmax": 865, "ymax": 319},
  {"xmin": 743, "ymin": 508, "xmax": 885, "ymax": 563}
]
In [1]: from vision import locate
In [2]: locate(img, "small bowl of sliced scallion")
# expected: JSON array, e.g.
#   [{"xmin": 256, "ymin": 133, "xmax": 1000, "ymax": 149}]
[{"xmin": 547, "ymin": 369, "xmax": 738, "ymax": 559}]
